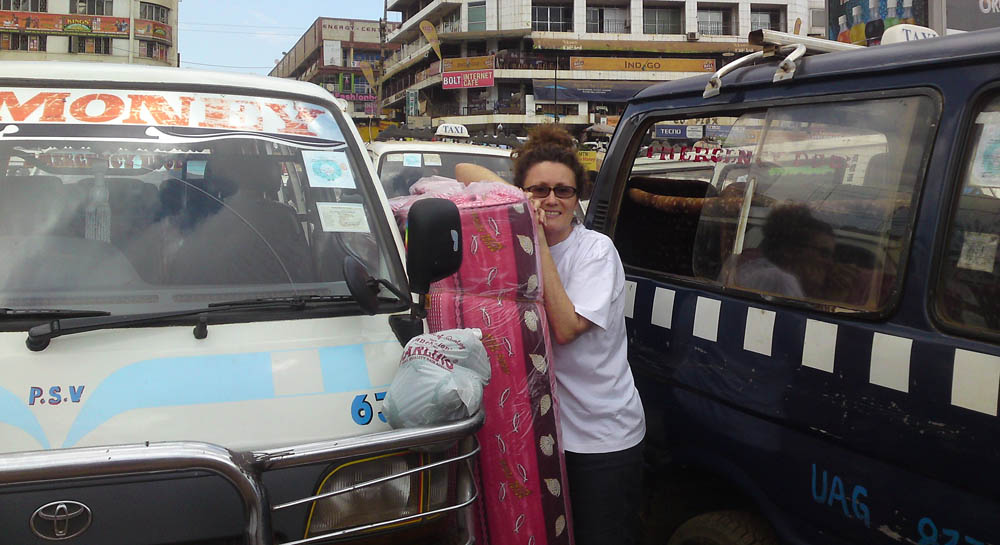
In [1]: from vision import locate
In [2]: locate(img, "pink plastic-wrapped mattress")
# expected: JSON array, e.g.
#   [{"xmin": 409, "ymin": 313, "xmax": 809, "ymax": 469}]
[{"xmin": 391, "ymin": 182, "xmax": 573, "ymax": 545}]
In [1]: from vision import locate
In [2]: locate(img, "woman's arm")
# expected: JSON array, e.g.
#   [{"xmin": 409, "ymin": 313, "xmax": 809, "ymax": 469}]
[
  {"xmin": 455, "ymin": 163, "xmax": 508, "ymax": 185},
  {"xmin": 538, "ymin": 241, "xmax": 594, "ymax": 345}
]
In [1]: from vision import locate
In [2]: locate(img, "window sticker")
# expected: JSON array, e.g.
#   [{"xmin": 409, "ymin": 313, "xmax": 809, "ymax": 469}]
[
  {"xmin": 957, "ymin": 232, "xmax": 999, "ymax": 273},
  {"xmin": 316, "ymin": 202, "xmax": 370, "ymax": 233},
  {"xmin": 386, "ymin": 154, "xmax": 404, "ymax": 162},
  {"xmin": 302, "ymin": 150, "xmax": 355, "ymax": 189},
  {"xmin": 402, "ymin": 153, "xmax": 422, "ymax": 167},
  {"xmin": 971, "ymin": 125, "xmax": 1000, "ymax": 184},
  {"xmin": 423, "ymin": 153, "xmax": 442, "ymax": 166}
]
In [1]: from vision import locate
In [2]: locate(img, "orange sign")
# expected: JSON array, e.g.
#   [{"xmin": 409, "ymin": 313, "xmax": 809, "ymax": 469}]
[
  {"xmin": 134, "ymin": 19, "xmax": 172, "ymax": 42},
  {"xmin": 570, "ymin": 57, "xmax": 716, "ymax": 72},
  {"xmin": 0, "ymin": 89, "xmax": 335, "ymax": 138},
  {"xmin": 442, "ymin": 55, "xmax": 494, "ymax": 72},
  {"xmin": 0, "ymin": 11, "xmax": 172, "ymax": 43}
]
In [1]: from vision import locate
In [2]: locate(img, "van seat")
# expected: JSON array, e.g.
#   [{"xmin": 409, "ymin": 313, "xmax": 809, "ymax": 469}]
[
  {"xmin": 167, "ymin": 156, "xmax": 315, "ymax": 285},
  {"xmin": 616, "ymin": 177, "xmax": 718, "ymax": 277},
  {"xmin": 0, "ymin": 175, "xmax": 76, "ymax": 236}
]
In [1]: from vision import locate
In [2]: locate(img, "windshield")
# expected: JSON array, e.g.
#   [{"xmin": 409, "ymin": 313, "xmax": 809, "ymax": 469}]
[
  {"xmin": 0, "ymin": 87, "xmax": 402, "ymax": 318},
  {"xmin": 378, "ymin": 150, "xmax": 513, "ymax": 197}
]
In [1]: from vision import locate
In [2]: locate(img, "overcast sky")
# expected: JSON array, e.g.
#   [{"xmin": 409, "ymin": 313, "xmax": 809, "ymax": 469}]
[{"xmin": 178, "ymin": 1, "xmax": 398, "ymax": 75}]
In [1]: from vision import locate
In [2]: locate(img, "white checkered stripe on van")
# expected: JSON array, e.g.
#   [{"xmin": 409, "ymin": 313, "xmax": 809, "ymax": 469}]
[{"xmin": 624, "ymin": 280, "xmax": 1000, "ymax": 417}]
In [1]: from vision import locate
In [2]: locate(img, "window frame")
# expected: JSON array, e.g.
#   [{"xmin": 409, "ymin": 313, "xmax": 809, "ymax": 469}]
[
  {"xmin": 697, "ymin": 7, "xmax": 734, "ymax": 36},
  {"xmin": 931, "ymin": 84, "xmax": 1000, "ymax": 342},
  {"xmin": 69, "ymin": 35, "xmax": 112, "ymax": 54},
  {"xmin": 644, "ymin": 7, "xmax": 683, "ymax": 35},
  {"xmin": 532, "ymin": 5, "xmax": 572, "ymax": 32},
  {"xmin": 140, "ymin": 39, "xmax": 168, "ymax": 60},
  {"xmin": 467, "ymin": 0, "xmax": 487, "ymax": 31},
  {"xmin": 750, "ymin": 9, "xmax": 782, "ymax": 32},
  {"xmin": 139, "ymin": 1, "xmax": 169, "ymax": 23},
  {"xmin": 3, "ymin": 32, "xmax": 46, "ymax": 51},
  {"xmin": 609, "ymin": 88, "xmax": 941, "ymax": 318},
  {"xmin": 71, "ymin": 0, "xmax": 113, "ymax": 15},
  {"xmin": 3, "ymin": 0, "xmax": 47, "ymax": 11}
]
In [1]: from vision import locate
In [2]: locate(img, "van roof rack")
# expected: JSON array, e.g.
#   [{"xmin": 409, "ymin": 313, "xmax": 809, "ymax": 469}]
[{"xmin": 704, "ymin": 30, "xmax": 863, "ymax": 98}]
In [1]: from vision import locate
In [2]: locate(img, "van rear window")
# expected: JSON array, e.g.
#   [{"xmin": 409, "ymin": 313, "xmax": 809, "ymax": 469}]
[
  {"xmin": 937, "ymin": 97, "xmax": 1000, "ymax": 337},
  {"xmin": 616, "ymin": 95, "xmax": 937, "ymax": 313}
]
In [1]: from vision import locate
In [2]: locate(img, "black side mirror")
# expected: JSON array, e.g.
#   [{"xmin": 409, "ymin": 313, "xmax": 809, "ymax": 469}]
[
  {"xmin": 343, "ymin": 255, "xmax": 379, "ymax": 315},
  {"xmin": 405, "ymin": 198, "xmax": 462, "ymax": 295}
]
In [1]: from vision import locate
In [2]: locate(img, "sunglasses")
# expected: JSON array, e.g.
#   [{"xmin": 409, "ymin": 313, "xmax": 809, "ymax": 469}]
[{"xmin": 525, "ymin": 185, "xmax": 578, "ymax": 199}]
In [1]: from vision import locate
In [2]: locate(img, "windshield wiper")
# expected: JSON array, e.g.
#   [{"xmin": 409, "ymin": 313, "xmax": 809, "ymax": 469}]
[
  {"xmin": 25, "ymin": 295, "xmax": 359, "ymax": 352},
  {"xmin": 1, "ymin": 308, "xmax": 111, "ymax": 318},
  {"xmin": 207, "ymin": 294, "xmax": 354, "ymax": 308}
]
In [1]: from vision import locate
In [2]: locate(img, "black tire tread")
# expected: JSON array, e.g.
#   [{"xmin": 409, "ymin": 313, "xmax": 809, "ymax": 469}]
[{"xmin": 666, "ymin": 510, "xmax": 779, "ymax": 545}]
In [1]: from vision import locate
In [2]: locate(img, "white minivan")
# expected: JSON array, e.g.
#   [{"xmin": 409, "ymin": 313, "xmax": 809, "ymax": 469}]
[{"xmin": 0, "ymin": 61, "xmax": 477, "ymax": 545}]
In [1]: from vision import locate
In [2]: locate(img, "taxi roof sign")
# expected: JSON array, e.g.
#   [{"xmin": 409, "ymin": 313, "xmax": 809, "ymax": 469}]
[
  {"xmin": 435, "ymin": 123, "xmax": 470, "ymax": 138},
  {"xmin": 881, "ymin": 24, "xmax": 939, "ymax": 44}
]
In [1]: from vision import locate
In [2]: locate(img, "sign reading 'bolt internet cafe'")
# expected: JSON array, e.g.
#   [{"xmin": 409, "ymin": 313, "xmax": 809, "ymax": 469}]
[{"xmin": 442, "ymin": 69, "xmax": 495, "ymax": 90}]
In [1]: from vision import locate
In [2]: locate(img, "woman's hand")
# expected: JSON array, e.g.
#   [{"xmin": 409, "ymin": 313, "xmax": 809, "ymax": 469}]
[{"xmin": 528, "ymin": 193, "xmax": 548, "ymax": 246}]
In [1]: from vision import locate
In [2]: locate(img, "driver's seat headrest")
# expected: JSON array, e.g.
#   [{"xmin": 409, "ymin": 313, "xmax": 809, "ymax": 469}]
[{"xmin": 205, "ymin": 156, "xmax": 281, "ymax": 196}]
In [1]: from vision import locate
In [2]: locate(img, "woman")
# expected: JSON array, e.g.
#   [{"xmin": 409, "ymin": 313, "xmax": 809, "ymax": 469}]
[{"xmin": 512, "ymin": 125, "xmax": 646, "ymax": 545}]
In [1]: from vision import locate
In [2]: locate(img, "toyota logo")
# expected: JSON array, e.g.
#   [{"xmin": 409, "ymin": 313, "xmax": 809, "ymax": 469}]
[{"xmin": 30, "ymin": 501, "xmax": 92, "ymax": 541}]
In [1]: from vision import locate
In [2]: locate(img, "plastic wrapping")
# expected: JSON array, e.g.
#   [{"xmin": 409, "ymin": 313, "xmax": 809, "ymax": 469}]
[
  {"xmin": 391, "ymin": 181, "xmax": 541, "ymax": 300},
  {"xmin": 383, "ymin": 329, "xmax": 491, "ymax": 429},
  {"xmin": 392, "ymin": 182, "xmax": 574, "ymax": 545}
]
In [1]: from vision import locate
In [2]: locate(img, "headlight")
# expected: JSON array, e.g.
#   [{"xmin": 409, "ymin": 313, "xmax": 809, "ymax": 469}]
[{"xmin": 305, "ymin": 450, "xmax": 453, "ymax": 538}]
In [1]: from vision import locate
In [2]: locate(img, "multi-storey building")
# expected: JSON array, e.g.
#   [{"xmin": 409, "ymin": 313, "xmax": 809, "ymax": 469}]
[
  {"xmin": 0, "ymin": 0, "xmax": 178, "ymax": 66},
  {"xmin": 382, "ymin": 0, "xmax": 825, "ymax": 135},
  {"xmin": 270, "ymin": 18, "xmax": 400, "ymax": 126}
]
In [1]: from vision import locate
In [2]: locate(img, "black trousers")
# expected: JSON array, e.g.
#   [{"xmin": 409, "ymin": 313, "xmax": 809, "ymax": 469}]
[{"xmin": 564, "ymin": 441, "xmax": 644, "ymax": 545}]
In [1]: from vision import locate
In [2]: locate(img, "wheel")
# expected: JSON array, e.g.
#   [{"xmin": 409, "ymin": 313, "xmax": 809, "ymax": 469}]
[{"xmin": 666, "ymin": 510, "xmax": 778, "ymax": 545}]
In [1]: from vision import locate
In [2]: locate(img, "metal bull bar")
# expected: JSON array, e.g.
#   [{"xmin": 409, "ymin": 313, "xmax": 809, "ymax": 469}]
[{"xmin": 0, "ymin": 411, "xmax": 485, "ymax": 545}]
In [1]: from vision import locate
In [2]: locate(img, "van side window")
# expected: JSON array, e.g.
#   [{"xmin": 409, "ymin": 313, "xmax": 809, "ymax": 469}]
[
  {"xmin": 936, "ymin": 97, "xmax": 1000, "ymax": 337},
  {"xmin": 615, "ymin": 95, "xmax": 936, "ymax": 312}
]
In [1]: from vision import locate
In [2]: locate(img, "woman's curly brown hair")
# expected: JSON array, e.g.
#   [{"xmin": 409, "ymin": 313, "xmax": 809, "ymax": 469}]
[{"xmin": 511, "ymin": 124, "xmax": 585, "ymax": 190}]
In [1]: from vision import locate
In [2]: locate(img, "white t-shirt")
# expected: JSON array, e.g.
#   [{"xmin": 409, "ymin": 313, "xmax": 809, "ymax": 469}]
[
  {"xmin": 733, "ymin": 257, "xmax": 804, "ymax": 298},
  {"xmin": 548, "ymin": 224, "xmax": 646, "ymax": 454}
]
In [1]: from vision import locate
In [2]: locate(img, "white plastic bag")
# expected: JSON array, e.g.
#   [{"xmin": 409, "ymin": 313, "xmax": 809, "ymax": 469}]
[{"xmin": 383, "ymin": 328, "xmax": 491, "ymax": 428}]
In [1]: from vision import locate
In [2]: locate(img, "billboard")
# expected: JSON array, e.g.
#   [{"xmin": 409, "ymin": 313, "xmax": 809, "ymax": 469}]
[
  {"xmin": 406, "ymin": 89, "xmax": 419, "ymax": 117},
  {"xmin": 321, "ymin": 18, "xmax": 381, "ymax": 43},
  {"xmin": 442, "ymin": 70, "xmax": 495, "ymax": 89},
  {"xmin": 655, "ymin": 124, "xmax": 705, "ymax": 140},
  {"xmin": 442, "ymin": 55, "xmax": 494, "ymax": 72},
  {"xmin": 947, "ymin": 2, "xmax": 1000, "ymax": 32},
  {"xmin": 323, "ymin": 40, "xmax": 342, "ymax": 67},
  {"xmin": 532, "ymin": 79, "xmax": 652, "ymax": 102},
  {"xmin": 570, "ymin": 57, "xmax": 716, "ymax": 72},
  {"xmin": 826, "ymin": 0, "xmax": 928, "ymax": 44},
  {"xmin": 0, "ymin": 11, "xmax": 170, "ymax": 42}
]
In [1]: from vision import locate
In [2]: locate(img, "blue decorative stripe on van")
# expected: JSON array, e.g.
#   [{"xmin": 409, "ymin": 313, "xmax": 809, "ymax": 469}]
[
  {"xmin": 320, "ymin": 345, "xmax": 373, "ymax": 394},
  {"xmin": 63, "ymin": 345, "xmax": 373, "ymax": 448},
  {"xmin": 0, "ymin": 386, "xmax": 50, "ymax": 449}
]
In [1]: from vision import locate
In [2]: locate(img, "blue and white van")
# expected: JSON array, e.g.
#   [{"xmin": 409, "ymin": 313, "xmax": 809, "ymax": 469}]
[
  {"xmin": 0, "ymin": 61, "xmax": 476, "ymax": 545},
  {"xmin": 591, "ymin": 28, "xmax": 1000, "ymax": 545}
]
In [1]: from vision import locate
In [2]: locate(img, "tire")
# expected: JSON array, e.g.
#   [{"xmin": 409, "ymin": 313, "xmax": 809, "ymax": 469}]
[{"xmin": 666, "ymin": 510, "xmax": 779, "ymax": 545}]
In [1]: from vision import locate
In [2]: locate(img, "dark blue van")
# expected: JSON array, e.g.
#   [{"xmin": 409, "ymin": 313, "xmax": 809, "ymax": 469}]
[{"xmin": 589, "ymin": 29, "xmax": 1000, "ymax": 545}]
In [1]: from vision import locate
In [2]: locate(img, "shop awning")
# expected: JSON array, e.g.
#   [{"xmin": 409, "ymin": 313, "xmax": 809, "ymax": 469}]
[
  {"xmin": 531, "ymin": 37, "xmax": 758, "ymax": 55},
  {"xmin": 532, "ymin": 79, "xmax": 654, "ymax": 102}
]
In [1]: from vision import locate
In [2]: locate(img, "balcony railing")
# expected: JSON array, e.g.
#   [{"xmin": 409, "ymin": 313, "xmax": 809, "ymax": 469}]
[
  {"xmin": 495, "ymin": 53, "xmax": 570, "ymax": 71},
  {"xmin": 586, "ymin": 20, "xmax": 629, "ymax": 34},
  {"xmin": 463, "ymin": 100, "xmax": 526, "ymax": 116}
]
